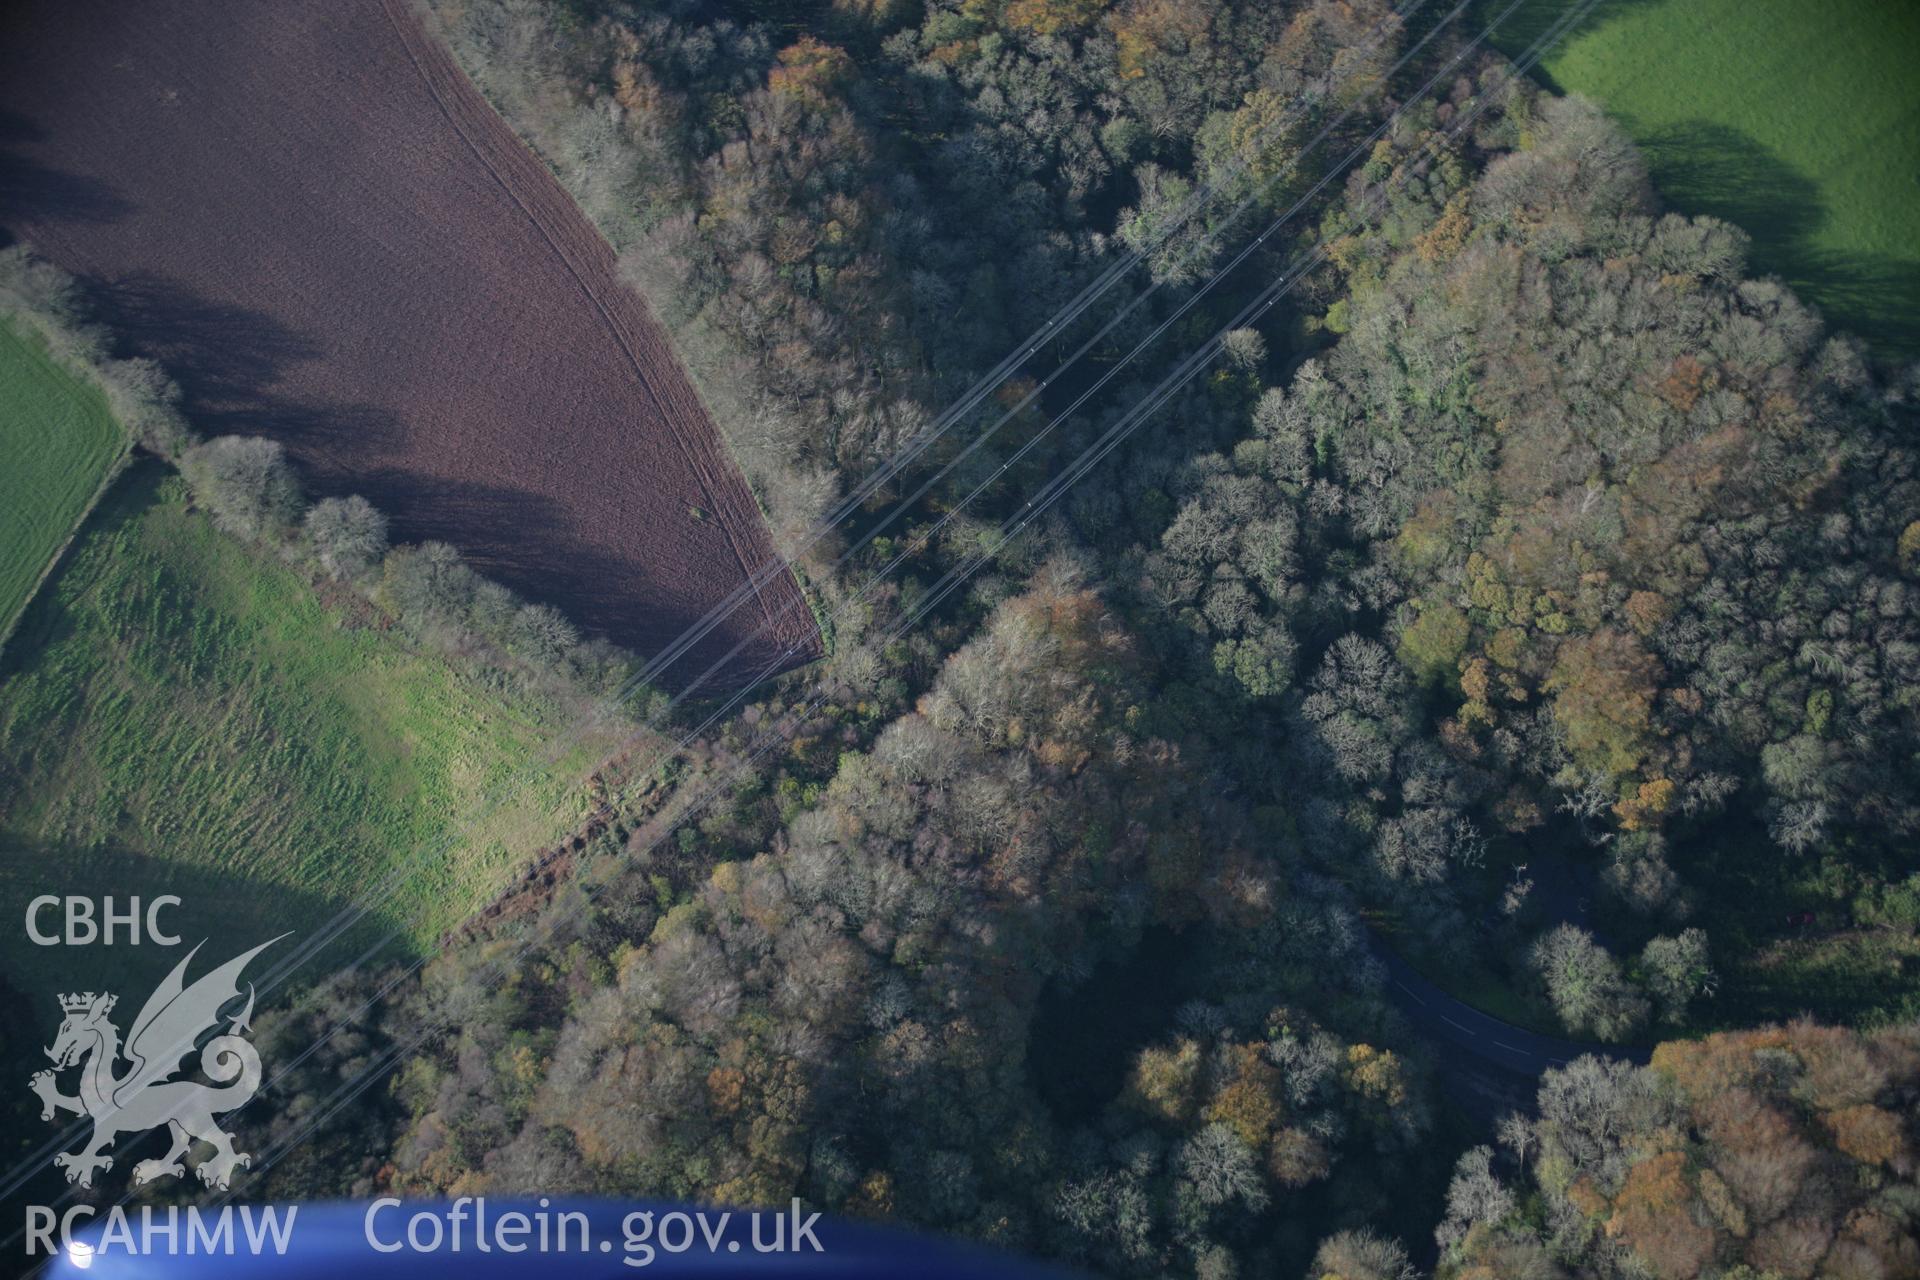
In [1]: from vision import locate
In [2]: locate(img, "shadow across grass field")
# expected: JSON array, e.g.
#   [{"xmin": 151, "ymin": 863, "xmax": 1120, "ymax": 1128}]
[
  {"xmin": 0, "ymin": 836, "xmax": 353, "ymax": 1015},
  {"xmin": 0, "ymin": 463, "xmax": 620, "ymax": 1011},
  {"xmin": 1487, "ymin": 0, "xmax": 1920, "ymax": 359},
  {"xmin": 1633, "ymin": 119, "xmax": 1826, "ymax": 256},
  {"xmin": 1479, "ymin": 0, "xmax": 1662, "ymax": 57},
  {"xmin": 1631, "ymin": 118, "xmax": 1920, "ymax": 357}
]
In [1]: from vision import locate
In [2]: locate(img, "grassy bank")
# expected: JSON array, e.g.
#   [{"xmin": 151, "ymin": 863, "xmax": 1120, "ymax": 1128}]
[
  {"xmin": 0, "ymin": 466, "xmax": 619, "ymax": 1000},
  {"xmin": 1493, "ymin": 0, "xmax": 1920, "ymax": 358},
  {"xmin": 0, "ymin": 317, "xmax": 128, "ymax": 644}
]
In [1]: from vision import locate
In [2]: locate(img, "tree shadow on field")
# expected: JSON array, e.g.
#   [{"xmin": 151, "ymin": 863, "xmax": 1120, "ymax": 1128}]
[
  {"xmin": 1634, "ymin": 118, "xmax": 1920, "ymax": 358},
  {"xmin": 92, "ymin": 271, "xmax": 315, "ymax": 400},
  {"xmin": 87, "ymin": 272, "xmax": 409, "ymax": 452},
  {"xmin": 1785, "ymin": 249, "xmax": 1920, "ymax": 360},
  {"xmin": 1476, "ymin": 0, "xmax": 1666, "ymax": 83},
  {"xmin": 0, "ymin": 109, "xmax": 132, "ymax": 232},
  {"xmin": 349, "ymin": 469, "xmax": 785, "ymax": 688},
  {"xmin": 350, "ymin": 468, "xmax": 586, "ymax": 583},
  {"xmin": 1635, "ymin": 119, "xmax": 1827, "ymax": 253}
]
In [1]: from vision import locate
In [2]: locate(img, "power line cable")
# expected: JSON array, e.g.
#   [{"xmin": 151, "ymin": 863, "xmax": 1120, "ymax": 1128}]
[{"xmin": 174, "ymin": 0, "xmax": 1595, "ymax": 1223}]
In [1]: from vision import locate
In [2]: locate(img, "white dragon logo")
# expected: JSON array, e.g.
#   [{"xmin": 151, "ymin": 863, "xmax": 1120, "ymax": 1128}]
[{"xmin": 29, "ymin": 937, "xmax": 283, "ymax": 1190}]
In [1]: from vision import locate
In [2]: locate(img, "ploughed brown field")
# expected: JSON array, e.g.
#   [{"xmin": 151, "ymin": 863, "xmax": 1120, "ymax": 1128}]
[{"xmin": 0, "ymin": 0, "xmax": 820, "ymax": 690}]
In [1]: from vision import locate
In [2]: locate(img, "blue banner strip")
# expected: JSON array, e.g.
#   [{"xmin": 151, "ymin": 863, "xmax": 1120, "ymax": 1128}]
[{"xmin": 33, "ymin": 1197, "xmax": 1085, "ymax": 1277}]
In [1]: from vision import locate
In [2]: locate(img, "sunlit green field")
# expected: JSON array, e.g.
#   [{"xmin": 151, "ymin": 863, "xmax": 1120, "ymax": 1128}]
[
  {"xmin": 1495, "ymin": 0, "xmax": 1920, "ymax": 357},
  {"xmin": 0, "ymin": 317, "xmax": 128, "ymax": 643},
  {"xmin": 0, "ymin": 467, "xmax": 618, "ymax": 998}
]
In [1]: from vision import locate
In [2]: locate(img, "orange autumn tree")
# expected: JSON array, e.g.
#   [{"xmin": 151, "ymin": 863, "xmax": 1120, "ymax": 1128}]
[
  {"xmin": 1109, "ymin": 0, "xmax": 1209, "ymax": 79},
  {"xmin": 768, "ymin": 36, "xmax": 853, "ymax": 109},
  {"xmin": 1440, "ymin": 1021, "xmax": 1920, "ymax": 1280},
  {"xmin": 1545, "ymin": 627, "xmax": 1664, "ymax": 782},
  {"xmin": 1605, "ymin": 1150, "xmax": 1716, "ymax": 1280},
  {"xmin": 1002, "ymin": 0, "xmax": 1110, "ymax": 38}
]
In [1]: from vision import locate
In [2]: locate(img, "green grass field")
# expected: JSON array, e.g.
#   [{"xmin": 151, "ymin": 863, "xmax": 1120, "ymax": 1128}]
[
  {"xmin": 0, "ymin": 466, "xmax": 621, "ymax": 999},
  {"xmin": 0, "ymin": 317, "xmax": 129, "ymax": 643},
  {"xmin": 1493, "ymin": 0, "xmax": 1920, "ymax": 358}
]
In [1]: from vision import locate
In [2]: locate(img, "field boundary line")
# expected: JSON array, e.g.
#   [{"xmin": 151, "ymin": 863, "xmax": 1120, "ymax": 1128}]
[
  {"xmin": 0, "ymin": 451, "xmax": 128, "ymax": 658},
  {"xmin": 0, "ymin": 316, "xmax": 135, "ymax": 662}
]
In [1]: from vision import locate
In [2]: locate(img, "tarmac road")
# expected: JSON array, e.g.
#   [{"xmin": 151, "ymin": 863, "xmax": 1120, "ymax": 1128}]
[{"xmin": 1375, "ymin": 941, "xmax": 1653, "ymax": 1078}]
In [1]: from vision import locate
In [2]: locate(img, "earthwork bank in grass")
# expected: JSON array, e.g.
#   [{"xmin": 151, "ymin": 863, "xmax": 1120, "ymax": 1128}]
[{"xmin": 0, "ymin": 0, "xmax": 821, "ymax": 690}]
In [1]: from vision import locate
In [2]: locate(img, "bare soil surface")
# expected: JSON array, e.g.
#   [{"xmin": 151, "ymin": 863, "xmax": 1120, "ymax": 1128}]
[{"xmin": 0, "ymin": 0, "xmax": 819, "ymax": 690}]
